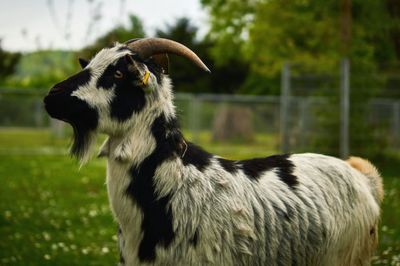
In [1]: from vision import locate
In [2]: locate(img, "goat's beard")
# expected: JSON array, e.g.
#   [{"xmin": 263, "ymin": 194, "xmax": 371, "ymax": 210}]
[{"xmin": 70, "ymin": 123, "xmax": 97, "ymax": 166}]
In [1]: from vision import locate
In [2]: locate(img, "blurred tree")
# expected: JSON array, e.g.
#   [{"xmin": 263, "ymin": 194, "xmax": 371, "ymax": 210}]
[
  {"xmin": 5, "ymin": 50, "xmax": 76, "ymax": 89},
  {"xmin": 386, "ymin": 0, "xmax": 400, "ymax": 60},
  {"xmin": 0, "ymin": 40, "xmax": 21, "ymax": 82},
  {"xmin": 201, "ymin": 0, "xmax": 399, "ymax": 94},
  {"xmin": 156, "ymin": 17, "xmax": 249, "ymax": 94},
  {"xmin": 77, "ymin": 14, "xmax": 145, "ymax": 60},
  {"xmin": 201, "ymin": 0, "xmax": 256, "ymax": 66},
  {"xmin": 155, "ymin": 17, "xmax": 210, "ymax": 93}
]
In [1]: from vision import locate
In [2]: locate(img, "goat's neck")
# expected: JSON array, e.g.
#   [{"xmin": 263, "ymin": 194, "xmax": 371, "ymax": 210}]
[
  {"xmin": 100, "ymin": 76, "xmax": 185, "ymax": 165},
  {"xmin": 102, "ymin": 109, "xmax": 183, "ymax": 166}
]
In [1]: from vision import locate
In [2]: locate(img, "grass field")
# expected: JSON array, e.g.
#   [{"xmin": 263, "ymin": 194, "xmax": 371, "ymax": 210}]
[{"xmin": 0, "ymin": 128, "xmax": 399, "ymax": 265}]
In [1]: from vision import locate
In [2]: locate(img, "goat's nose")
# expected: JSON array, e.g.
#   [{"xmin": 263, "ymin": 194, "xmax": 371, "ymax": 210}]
[{"xmin": 48, "ymin": 86, "xmax": 64, "ymax": 95}]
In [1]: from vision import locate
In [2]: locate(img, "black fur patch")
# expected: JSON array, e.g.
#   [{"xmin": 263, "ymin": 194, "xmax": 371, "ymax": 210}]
[
  {"xmin": 53, "ymin": 69, "xmax": 91, "ymax": 92},
  {"xmin": 95, "ymin": 53, "xmax": 164, "ymax": 122},
  {"xmin": 182, "ymin": 143, "xmax": 212, "ymax": 172},
  {"xmin": 240, "ymin": 154, "xmax": 298, "ymax": 188},
  {"xmin": 241, "ymin": 157, "xmax": 270, "ymax": 179},
  {"xmin": 217, "ymin": 158, "xmax": 237, "ymax": 174},
  {"xmin": 109, "ymin": 82, "xmax": 146, "ymax": 121},
  {"xmin": 96, "ymin": 64, "xmax": 116, "ymax": 90},
  {"xmin": 44, "ymin": 68, "xmax": 97, "ymax": 160},
  {"xmin": 143, "ymin": 58, "xmax": 163, "ymax": 84},
  {"xmin": 95, "ymin": 56, "xmax": 147, "ymax": 121},
  {"xmin": 126, "ymin": 115, "xmax": 183, "ymax": 262},
  {"xmin": 129, "ymin": 53, "xmax": 163, "ymax": 84},
  {"xmin": 189, "ymin": 229, "xmax": 199, "ymax": 247},
  {"xmin": 69, "ymin": 105, "xmax": 98, "ymax": 159},
  {"xmin": 118, "ymin": 227, "xmax": 125, "ymax": 264},
  {"xmin": 78, "ymin": 58, "xmax": 89, "ymax": 69}
]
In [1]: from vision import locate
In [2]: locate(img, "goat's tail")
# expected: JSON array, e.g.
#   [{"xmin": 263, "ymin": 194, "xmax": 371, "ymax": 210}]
[{"xmin": 346, "ymin": 156, "xmax": 384, "ymax": 204}]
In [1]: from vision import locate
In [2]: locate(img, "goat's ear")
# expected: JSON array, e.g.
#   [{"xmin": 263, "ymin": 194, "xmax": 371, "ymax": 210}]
[
  {"xmin": 151, "ymin": 54, "xmax": 169, "ymax": 74},
  {"xmin": 125, "ymin": 54, "xmax": 136, "ymax": 65},
  {"xmin": 78, "ymin": 58, "xmax": 89, "ymax": 69},
  {"xmin": 124, "ymin": 54, "xmax": 141, "ymax": 75}
]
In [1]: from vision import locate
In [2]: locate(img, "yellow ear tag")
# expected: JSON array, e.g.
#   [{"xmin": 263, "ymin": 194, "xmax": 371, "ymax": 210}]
[{"xmin": 142, "ymin": 71, "xmax": 151, "ymax": 86}]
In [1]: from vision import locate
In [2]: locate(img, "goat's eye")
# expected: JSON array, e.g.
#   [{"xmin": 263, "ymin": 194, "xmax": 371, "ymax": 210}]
[{"xmin": 114, "ymin": 70, "xmax": 123, "ymax": 79}]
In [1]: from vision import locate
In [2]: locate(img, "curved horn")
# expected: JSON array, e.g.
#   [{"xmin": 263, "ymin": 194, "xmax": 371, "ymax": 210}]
[{"xmin": 126, "ymin": 38, "xmax": 210, "ymax": 73}]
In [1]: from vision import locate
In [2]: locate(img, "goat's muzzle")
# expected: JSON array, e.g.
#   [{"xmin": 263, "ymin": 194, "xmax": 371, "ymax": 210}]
[{"xmin": 43, "ymin": 85, "xmax": 71, "ymax": 121}]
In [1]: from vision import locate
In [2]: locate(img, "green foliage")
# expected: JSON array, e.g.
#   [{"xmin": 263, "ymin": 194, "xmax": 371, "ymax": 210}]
[
  {"xmin": 156, "ymin": 17, "xmax": 250, "ymax": 94},
  {"xmin": 5, "ymin": 51, "xmax": 77, "ymax": 89},
  {"xmin": 201, "ymin": 0, "xmax": 400, "ymax": 94},
  {"xmin": 201, "ymin": 0, "xmax": 256, "ymax": 66},
  {"xmin": 0, "ymin": 46, "xmax": 21, "ymax": 82},
  {"xmin": 155, "ymin": 17, "xmax": 212, "ymax": 93}
]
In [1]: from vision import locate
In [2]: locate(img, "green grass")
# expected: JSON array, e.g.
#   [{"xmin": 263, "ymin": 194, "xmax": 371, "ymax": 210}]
[
  {"xmin": 0, "ymin": 155, "xmax": 117, "ymax": 265},
  {"xmin": 0, "ymin": 128, "xmax": 69, "ymax": 151},
  {"xmin": 0, "ymin": 128, "xmax": 399, "ymax": 265}
]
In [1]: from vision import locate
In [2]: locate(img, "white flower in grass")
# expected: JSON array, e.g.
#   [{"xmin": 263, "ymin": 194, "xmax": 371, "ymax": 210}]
[
  {"xmin": 101, "ymin": 247, "xmax": 110, "ymax": 254},
  {"xmin": 89, "ymin": 209, "xmax": 98, "ymax": 217},
  {"xmin": 42, "ymin": 231, "xmax": 51, "ymax": 241}
]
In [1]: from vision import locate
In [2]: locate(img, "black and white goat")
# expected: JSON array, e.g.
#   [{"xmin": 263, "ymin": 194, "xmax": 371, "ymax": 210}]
[{"xmin": 44, "ymin": 38, "xmax": 384, "ymax": 266}]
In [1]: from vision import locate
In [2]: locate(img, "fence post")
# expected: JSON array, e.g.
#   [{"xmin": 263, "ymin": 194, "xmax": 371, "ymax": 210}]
[
  {"xmin": 340, "ymin": 58, "xmax": 350, "ymax": 158},
  {"xmin": 280, "ymin": 63, "xmax": 291, "ymax": 153},
  {"xmin": 299, "ymin": 98, "xmax": 309, "ymax": 149}
]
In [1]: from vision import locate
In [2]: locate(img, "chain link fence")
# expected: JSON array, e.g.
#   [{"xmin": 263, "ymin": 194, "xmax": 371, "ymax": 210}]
[{"xmin": 0, "ymin": 88, "xmax": 399, "ymax": 156}]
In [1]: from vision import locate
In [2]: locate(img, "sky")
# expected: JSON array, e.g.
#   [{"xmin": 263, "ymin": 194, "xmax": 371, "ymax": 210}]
[{"xmin": 0, "ymin": 0, "xmax": 207, "ymax": 52}]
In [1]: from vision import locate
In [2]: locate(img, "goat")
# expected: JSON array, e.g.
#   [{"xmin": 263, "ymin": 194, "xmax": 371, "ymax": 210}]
[{"xmin": 44, "ymin": 38, "xmax": 384, "ymax": 266}]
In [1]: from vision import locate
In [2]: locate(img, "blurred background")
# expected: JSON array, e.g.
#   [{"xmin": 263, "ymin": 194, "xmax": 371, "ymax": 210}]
[{"xmin": 0, "ymin": 0, "xmax": 399, "ymax": 265}]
